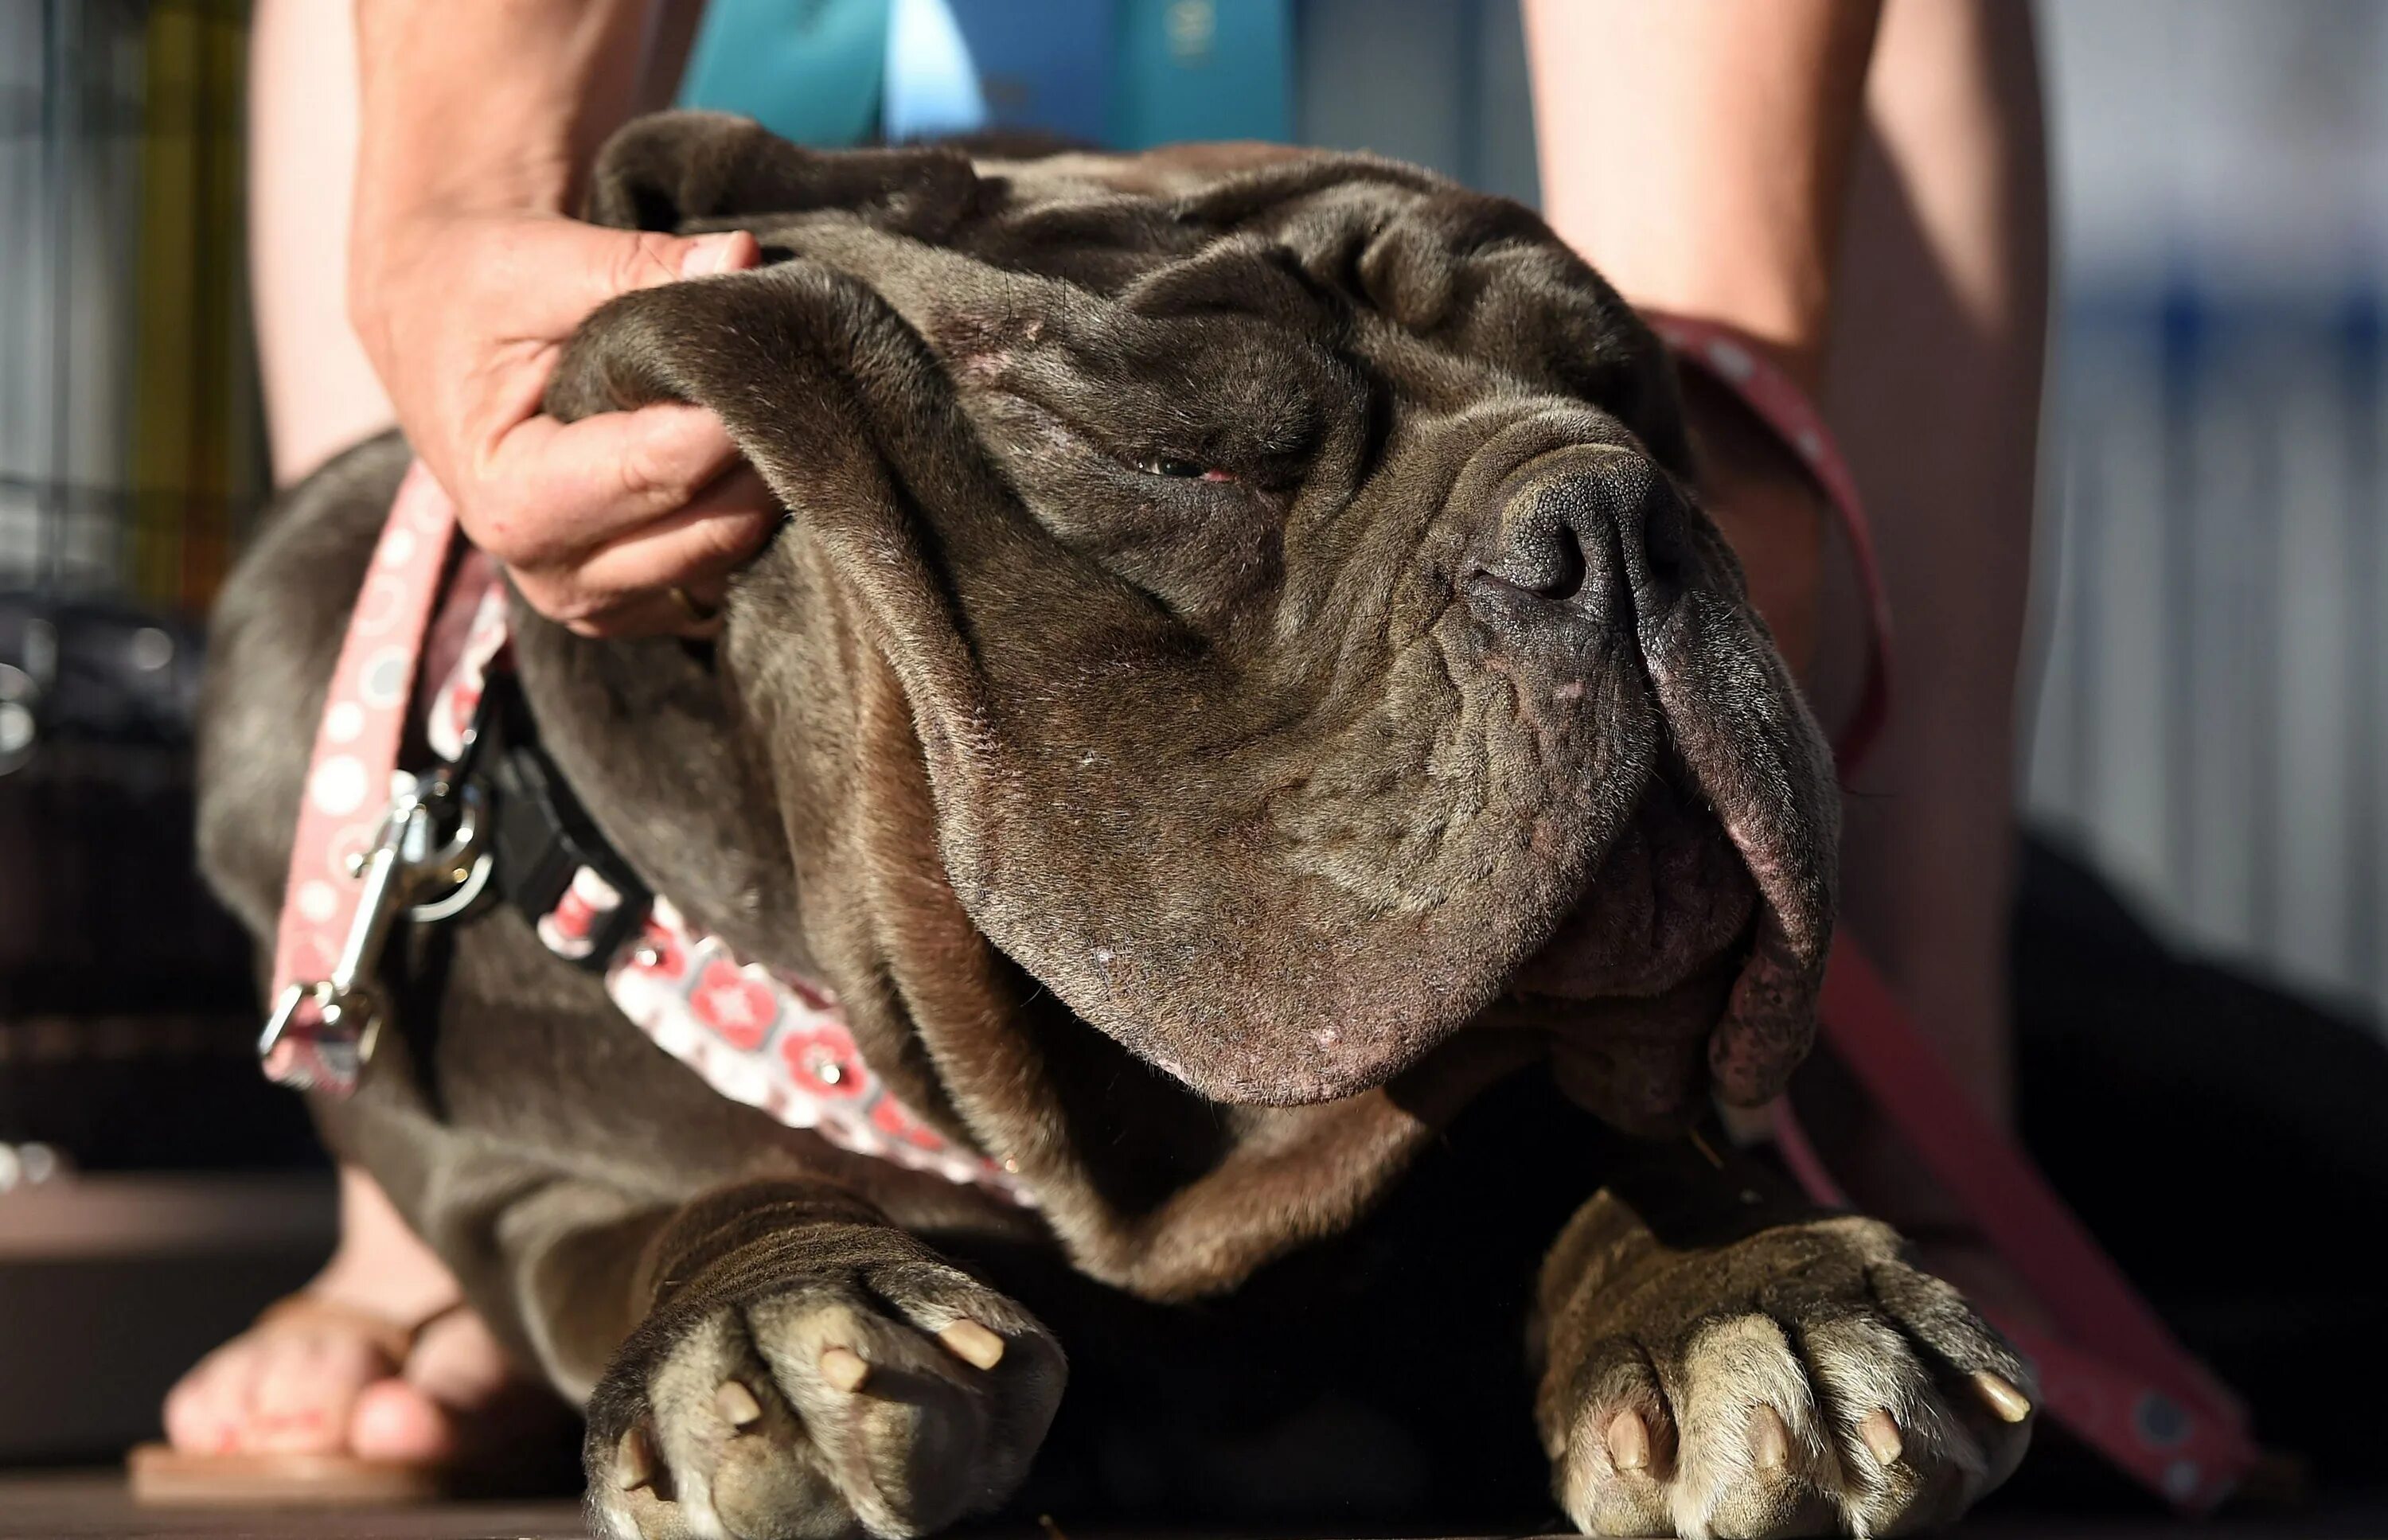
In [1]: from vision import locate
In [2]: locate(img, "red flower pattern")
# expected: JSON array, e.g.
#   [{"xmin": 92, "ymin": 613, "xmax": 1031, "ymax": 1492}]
[
  {"xmin": 869, "ymin": 1096, "xmax": 947, "ymax": 1152},
  {"xmin": 780, "ymin": 1020, "xmax": 869, "ymax": 1101},
  {"xmin": 634, "ymin": 923, "xmax": 687, "ymax": 981},
  {"xmin": 691, "ymin": 960, "xmax": 780, "ymax": 1051}
]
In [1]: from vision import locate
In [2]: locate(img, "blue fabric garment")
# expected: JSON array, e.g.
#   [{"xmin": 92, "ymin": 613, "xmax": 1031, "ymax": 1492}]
[
  {"xmin": 943, "ymin": 0, "xmax": 1112, "ymax": 144},
  {"xmin": 681, "ymin": 0, "xmax": 1294, "ymax": 150},
  {"xmin": 677, "ymin": 0, "xmax": 890, "ymax": 146},
  {"xmin": 1108, "ymin": 0, "xmax": 1292, "ymax": 149},
  {"xmin": 884, "ymin": 0, "xmax": 991, "ymax": 141}
]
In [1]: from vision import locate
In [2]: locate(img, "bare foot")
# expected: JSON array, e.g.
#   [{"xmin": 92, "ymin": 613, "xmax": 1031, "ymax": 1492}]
[{"xmin": 162, "ymin": 1166, "xmax": 556, "ymax": 1466}]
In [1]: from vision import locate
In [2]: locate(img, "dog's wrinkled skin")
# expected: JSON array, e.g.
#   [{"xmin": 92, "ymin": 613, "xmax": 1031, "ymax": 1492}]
[{"xmin": 199, "ymin": 115, "xmax": 2031, "ymax": 1538}]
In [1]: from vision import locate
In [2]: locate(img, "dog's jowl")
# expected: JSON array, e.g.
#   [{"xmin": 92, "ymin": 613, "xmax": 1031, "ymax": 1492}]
[{"xmin": 199, "ymin": 114, "xmax": 2033, "ymax": 1538}]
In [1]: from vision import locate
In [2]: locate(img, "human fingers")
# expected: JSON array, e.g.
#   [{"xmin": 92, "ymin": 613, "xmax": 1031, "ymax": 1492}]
[
  {"xmin": 522, "ymin": 464, "xmax": 780, "ymax": 638},
  {"xmin": 464, "ymin": 403, "xmax": 747, "ymax": 575}
]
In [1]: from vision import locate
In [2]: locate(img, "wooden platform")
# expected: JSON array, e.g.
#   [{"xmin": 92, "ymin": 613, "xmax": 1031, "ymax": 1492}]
[
  {"xmin": 5, "ymin": 1472, "xmax": 2386, "ymax": 1540},
  {"xmin": 0, "ymin": 1472, "xmax": 582, "ymax": 1540}
]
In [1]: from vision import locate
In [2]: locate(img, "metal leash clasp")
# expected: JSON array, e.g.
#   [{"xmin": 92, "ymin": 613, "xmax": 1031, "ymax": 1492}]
[{"xmin": 258, "ymin": 751, "xmax": 494, "ymax": 1094}]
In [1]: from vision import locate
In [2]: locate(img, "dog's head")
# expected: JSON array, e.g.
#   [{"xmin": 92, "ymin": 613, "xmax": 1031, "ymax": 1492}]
[{"xmin": 551, "ymin": 115, "xmax": 1839, "ymax": 1129}]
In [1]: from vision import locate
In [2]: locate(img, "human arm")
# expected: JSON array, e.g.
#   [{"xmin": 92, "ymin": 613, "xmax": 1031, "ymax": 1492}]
[
  {"xmin": 1520, "ymin": 0, "xmax": 1885, "ymax": 673},
  {"xmin": 347, "ymin": 0, "xmax": 774, "ymax": 635}
]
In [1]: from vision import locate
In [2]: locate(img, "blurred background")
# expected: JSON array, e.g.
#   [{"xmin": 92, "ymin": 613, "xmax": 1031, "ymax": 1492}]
[{"xmin": 2, "ymin": 0, "xmax": 2382, "ymax": 1482}]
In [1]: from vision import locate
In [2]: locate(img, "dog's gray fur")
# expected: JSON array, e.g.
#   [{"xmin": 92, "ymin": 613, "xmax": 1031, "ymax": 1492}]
[{"xmin": 199, "ymin": 115, "xmax": 2031, "ymax": 1537}]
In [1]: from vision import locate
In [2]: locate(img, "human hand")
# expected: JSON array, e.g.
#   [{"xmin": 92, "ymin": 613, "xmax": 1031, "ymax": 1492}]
[{"xmin": 349, "ymin": 212, "xmax": 777, "ymax": 637}]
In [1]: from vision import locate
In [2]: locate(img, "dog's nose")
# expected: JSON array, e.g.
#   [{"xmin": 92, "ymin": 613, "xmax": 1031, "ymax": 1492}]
[{"xmin": 1464, "ymin": 447, "xmax": 1659, "ymax": 633}]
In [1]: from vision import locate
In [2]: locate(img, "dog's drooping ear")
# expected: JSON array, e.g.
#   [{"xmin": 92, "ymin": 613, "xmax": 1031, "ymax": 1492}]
[
  {"xmin": 545, "ymin": 251, "xmax": 1007, "ymax": 773},
  {"xmin": 583, "ymin": 109, "xmax": 983, "ymax": 244},
  {"xmin": 1639, "ymin": 534, "xmax": 1840, "ymax": 1107}
]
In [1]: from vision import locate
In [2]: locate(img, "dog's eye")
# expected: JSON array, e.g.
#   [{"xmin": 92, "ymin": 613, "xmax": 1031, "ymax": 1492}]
[{"xmin": 1134, "ymin": 455, "xmax": 1233, "ymax": 482}]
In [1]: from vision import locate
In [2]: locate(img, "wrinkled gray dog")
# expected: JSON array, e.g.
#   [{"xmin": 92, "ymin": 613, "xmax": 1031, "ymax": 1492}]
[{"xmin": 201, "ymin": 114, "xmax": 2033, "ymax": 1538}]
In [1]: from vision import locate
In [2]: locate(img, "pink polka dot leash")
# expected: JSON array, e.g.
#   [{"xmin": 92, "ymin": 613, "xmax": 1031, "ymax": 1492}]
[
  {"xmin": 260, "ymin": 462, "xmax": 467, "ymax": 1095},
  {"xmin": 259, "ymin": 462, "xmax": 1028, "ymax": 1206}
]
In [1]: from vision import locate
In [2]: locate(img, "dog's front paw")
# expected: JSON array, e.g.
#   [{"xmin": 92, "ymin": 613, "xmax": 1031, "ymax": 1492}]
[
  {"xmin": 587, "ymin": 1222, "xmax": 1064, "ymax": 1540},
  {"xmin": 1542, "ymin": 1214, "xmax": 2034, "ymax": 1538}
]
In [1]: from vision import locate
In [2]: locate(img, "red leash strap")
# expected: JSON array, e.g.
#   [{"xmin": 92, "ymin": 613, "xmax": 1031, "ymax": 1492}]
[
  {"xmin": 1651, "ymin": 310, "xmax": 2260, "ymax": 1510},
  {"xmin": 1643, "ymin": 314, "xmax": 1894, "ymax": 773},
  {"xmin": 1816, "ymin": 949, "xmax": 2253, "ymax": 1507}
]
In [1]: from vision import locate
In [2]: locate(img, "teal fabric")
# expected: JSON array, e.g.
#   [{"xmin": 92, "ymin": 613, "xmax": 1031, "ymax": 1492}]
[
  {"xmin": 677, "ymin": 0, "xmax": 891, "ymax": 146},
  {"xmin": 679, "ymin": 0, "xmax": 1297, "ymax": 150},
  {"xmin": 883, "ymin": 0, "xmax": 990, "ymax": 141},
  {"xmin": 1109, "ymin": 0, "xmax": 1292, "ymax": 150},
  {"xmin": 943, "ymin": 0, "xmax": 1111, "ymax": 143}
]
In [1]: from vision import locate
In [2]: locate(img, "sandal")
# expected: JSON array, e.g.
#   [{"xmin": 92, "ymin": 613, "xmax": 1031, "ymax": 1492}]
[{"xmin": 127, "ymin": 1292, "xmax": 568, "ymax": 1507}]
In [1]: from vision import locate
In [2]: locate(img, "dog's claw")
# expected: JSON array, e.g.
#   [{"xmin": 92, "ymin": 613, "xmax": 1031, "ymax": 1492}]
[
  {"xmin": 819, "ymin": 1345, "xmax": 871, "ymax": 1393},
  {"xmin": 614, "ymin": 1424, "xmax": 657, "ymax": 1491},
  {"xmin": 716, "ymin": 1379, "xmax": 763, "ymax": 1430},
  {"xmin": 1605, "ymin": 1409, "xmax": 1650, "ymax": 1472},
  {"xmin": 938, "ymin": 1319, "xmax": 1006, "ymax": 1370},
  {"xmin": 1859, "ymin": 1408, "xmax": 1903, "ymax": 1466},
  {"xmin": 1973, "ymin": 1371, "xmax": 2031, "ymax": 1424},
  {"xmin": 1749, "ymin": 1404, "xmax": 1790, "ymax": 1472}
]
